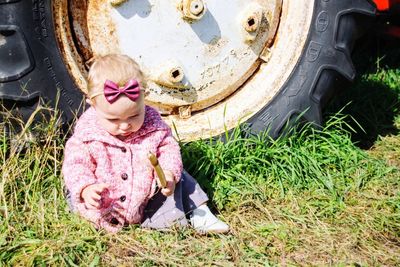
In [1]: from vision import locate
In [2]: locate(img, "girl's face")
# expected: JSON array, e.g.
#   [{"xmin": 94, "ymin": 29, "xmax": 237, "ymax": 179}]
[{"xmin": 90, "ymin": 94, "xmax": 145, "ymax": 139}]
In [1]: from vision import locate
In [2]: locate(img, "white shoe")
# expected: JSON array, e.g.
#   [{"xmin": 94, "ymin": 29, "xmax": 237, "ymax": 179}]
[{"xmin": 190, "ymin": 204, "xmax": 230, "ymax": 234}]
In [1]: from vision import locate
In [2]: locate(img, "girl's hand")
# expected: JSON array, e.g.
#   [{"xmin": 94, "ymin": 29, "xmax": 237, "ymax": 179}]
[
  {"xmin": 161, "ymin": 171, "xmax": 176, "ymax": 197},
  {"xmin": 81, "ymin": 183, "xmax": 108, "ymax": 210}
]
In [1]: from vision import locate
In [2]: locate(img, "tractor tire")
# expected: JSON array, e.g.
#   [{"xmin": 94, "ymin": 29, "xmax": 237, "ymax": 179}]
[
  {"xmin": 0, "ymin": 1, "xmax": 376, "ymax": 140},
  {"xmin": 248, "ymin": 0, "xmax": 376, "ymax": 138},
  {"xmin": 0, "ymin": 0, "xmax": 83, "ymax": 124}
]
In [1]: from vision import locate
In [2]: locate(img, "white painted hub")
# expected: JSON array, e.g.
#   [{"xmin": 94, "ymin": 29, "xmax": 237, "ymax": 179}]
[{"xmin": 86, "ymin": 0, "xmax": 275, "ymax": 114}]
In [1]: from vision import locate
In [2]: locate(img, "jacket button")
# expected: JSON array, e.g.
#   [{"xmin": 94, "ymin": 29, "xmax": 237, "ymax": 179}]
[
  {"xmin": 121, "ymin": 173, "xmax": 128, "ymax": 180},
  {"xmin": 110, "ymin": 217, "xmax": 119, "ymax": 225},
  {"xmin": 120, "ymin": 195, "xmax": 126, "ymax": 202},
  {"xmin": 121, "ymin": 147, "xmax": 127, "ymax": 153}
]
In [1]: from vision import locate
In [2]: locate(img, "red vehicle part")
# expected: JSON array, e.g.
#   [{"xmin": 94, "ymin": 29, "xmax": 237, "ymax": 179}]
[
  {"xmin": 373, "ymin": 0, "xmax": 400, "ymax": 11},
  {"xmin": 373, "ymin": 0, "xmax": 400, "ymax": 39}
]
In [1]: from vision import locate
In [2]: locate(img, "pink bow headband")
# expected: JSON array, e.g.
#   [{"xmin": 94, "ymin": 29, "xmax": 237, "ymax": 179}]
[{"xmin": 89, "ymin": 79, "xmax": 141, "ymax": 103}]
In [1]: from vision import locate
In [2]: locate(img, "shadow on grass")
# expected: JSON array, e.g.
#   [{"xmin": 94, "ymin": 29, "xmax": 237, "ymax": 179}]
[
  {"xmin": 327, "ymin": 79, "xmax": 399, "ymax": 149},
  {"xmin": 325, "ymin": 34, "xmax": 400, "ymax": 149}
]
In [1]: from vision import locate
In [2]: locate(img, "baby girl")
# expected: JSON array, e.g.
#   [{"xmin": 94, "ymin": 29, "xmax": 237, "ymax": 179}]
[{"xmin": 62, "ymin": 54, "xmax": 229, "ymax": 234}]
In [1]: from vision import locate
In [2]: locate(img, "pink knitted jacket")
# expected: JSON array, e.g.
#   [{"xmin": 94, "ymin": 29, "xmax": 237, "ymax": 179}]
[{"xmin": 62, "ymin": 105, "xmax": 183, "ymax": 232}]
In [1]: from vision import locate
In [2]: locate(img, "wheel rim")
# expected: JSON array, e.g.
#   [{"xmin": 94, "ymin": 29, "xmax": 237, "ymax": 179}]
[{"xmin": 53, "ymin": 0, "xmax": 314, "ymax": 141}]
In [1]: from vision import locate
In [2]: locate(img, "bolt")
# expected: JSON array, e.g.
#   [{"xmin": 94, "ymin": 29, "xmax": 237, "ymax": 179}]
[
  {"xmin": 189, "ymin": 1, "xmax": 204, "ymax": 16},
  {"xmin": 152, "ymin": 61, "xmax": 188, "ymax": 89},
  {"xmin": 180, "ymin": 0, "xmax": 206, "ymax": 21},
  {"xmin": 239, "ymin": 3, "xmax": 264, "ymax": 43},
  {"xmin": 244, "ymin": 16, "xmax": 259, "ymax": 32},
  {"xmin": 169, "ymin": 67, "xmax": 184, "ymax": 84}
]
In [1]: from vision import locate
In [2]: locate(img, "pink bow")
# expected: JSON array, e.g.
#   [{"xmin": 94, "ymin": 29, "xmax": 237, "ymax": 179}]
[{"xmin": 104, "ymin": 79, "xmax": 141, "ymax": 103}]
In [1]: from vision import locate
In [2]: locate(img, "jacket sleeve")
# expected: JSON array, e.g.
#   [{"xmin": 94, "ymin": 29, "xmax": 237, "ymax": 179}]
[
  {"xmin": 62, "ymin": 136, "xmax": 100, "ymax": 221},
  {"xmin": 157, "ymin": 128, "xmax": 183, "ymax": 183}
]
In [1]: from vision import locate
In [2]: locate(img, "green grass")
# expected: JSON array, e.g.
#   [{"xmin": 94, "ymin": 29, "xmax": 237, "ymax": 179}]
[
  {"xmin": 0, "ymin": 37, "xmax": 399, "ymax": 265},
  {"xmin": 183, "ymin": 116, "xmax": 389, "ymax": 208}
]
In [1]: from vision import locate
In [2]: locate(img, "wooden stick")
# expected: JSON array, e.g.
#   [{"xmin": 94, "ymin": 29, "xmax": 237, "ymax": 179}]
[{"xmin": 148, "ymin": 152, "xmax": 167, "ymax": 188}]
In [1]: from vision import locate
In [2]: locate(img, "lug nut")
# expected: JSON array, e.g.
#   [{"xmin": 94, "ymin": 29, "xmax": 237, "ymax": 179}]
[
  {"xmin": 179, "ymin": 0, "xmax": 206, "ymax": 21},
  {"xmin": 239, "ymin": 3, "xmax": 264, "ymax": 43},
  {"xmin": 152, "ymin": 61, "xmax": 188, "ymax": 89},
  {"xmin": 244, "ymin": 16, "xmax": 260, "ymax": 32},
  {"xmin": 189, "ymin": 1, "xmax": 204, "ymax": 16},
  {"xmin": 169, "ymin": 67, "xmax": 184, "ymax": 84}
]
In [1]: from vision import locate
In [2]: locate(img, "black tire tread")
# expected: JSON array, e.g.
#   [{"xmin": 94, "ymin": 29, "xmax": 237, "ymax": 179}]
[
  {"xmin": 249, "ymin": 0, "xmax": 376, "ymax": 138},
  {"xmin": 0, "ymin": 0, "xmax": 83, "ymax": 124}
]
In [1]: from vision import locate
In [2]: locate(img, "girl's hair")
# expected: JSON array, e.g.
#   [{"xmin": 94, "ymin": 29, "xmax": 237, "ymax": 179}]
[{"xmin": 87, "ymin": 54, "xmax": 147, "ymax": 99}]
